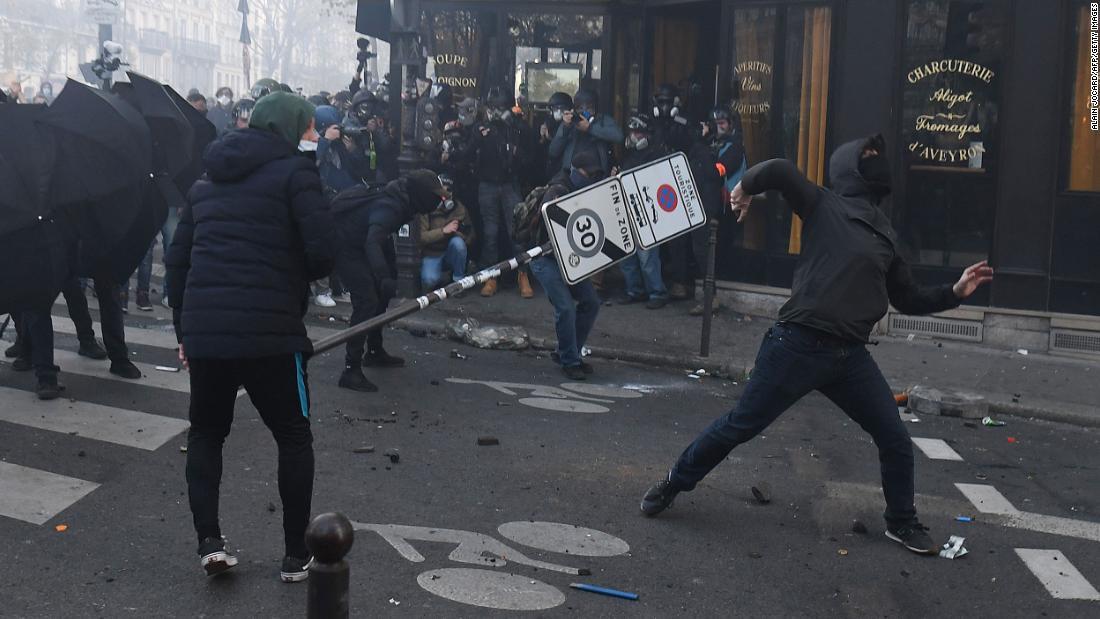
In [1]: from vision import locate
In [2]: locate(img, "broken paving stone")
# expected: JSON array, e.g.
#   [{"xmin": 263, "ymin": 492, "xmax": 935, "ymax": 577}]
[
  {"xmin": 851, "ymin": 520, "xmax": 868, "ymax": 534},
  {"xmin": 750, "ymin": 482, "xmax": 772, "ymax": 504},
  {"xmin": 450, "ymin": 349, "xmax": 468, "ymax": 360},
  {"xmin": 77, "ymin": 450, "xmax": 86, "ymax": 458},
  {"xmin": 353, "ymin": 446, "xmax": 375, "ymax": 454},
  {"xmin": 266, "ymin": 502, "xmax": 276, "ymax": 513},
  {"xmin": 464, "ymin": 325, "xmax": 529, "ymax": 350},
  {"xmin": 384, "ymin": 448, "xmax": 400, "ymax": 463},
  {"xmin": 748, "ymin": 552, "xmax": 763, "ymax": 559},
  {"xmin": 477, "ymin": 436, "xmax": 500, "ymax": 446},
  {"xmin": 837, "ymin": 549, "xmax": 849, "ymax": 556},
  {"xmin": 907, "ymin": 385, "xmax": 988, "ymax": 419},
  {"xmin": 444, "ymin": 317, "xmax": 479, "ymax": 341}
]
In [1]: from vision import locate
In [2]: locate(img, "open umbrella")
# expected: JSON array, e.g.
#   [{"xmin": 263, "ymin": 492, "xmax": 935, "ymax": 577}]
[
  {"xmin": 114, "ymin": 72, "xmax": 194, "ymax": 180},
  {"xmin": 164, "ymin": 84, "xmax": 217, "ymax": 195},
  {"xmin": 0, "ymin": 219, "xmax": 72, "ymax": 314},
  {"xmin": 0, "ymin": 102, "xmax": 53, "ymax": 235}
]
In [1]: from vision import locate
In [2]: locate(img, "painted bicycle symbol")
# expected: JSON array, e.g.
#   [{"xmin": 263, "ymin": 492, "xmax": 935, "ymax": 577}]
[
  {"xmin": 353, "ymin": 520, "xmax": 631, "ymax": 611},
  {"xmin": 445, "ymin": 378, "xmax": 644, "ymax": 413}
]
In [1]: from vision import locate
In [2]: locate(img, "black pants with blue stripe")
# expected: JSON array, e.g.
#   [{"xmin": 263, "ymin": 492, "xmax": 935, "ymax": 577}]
[{"xmin": 185, "ymin": 353, "xmax": 314, "ymax": 559}]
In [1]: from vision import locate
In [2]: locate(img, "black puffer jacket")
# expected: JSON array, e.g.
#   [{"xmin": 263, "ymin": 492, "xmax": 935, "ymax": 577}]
[
  {"xmin": 166, "ymin": 128, "xmax": 337, "ymax": 358},
  {"xmin": 741, "ymin": 136, "xmax": 959, "ymax": 343},
  {"xmin": 331, "ymin": 178, "xmax": 435, "ymax": 282}
]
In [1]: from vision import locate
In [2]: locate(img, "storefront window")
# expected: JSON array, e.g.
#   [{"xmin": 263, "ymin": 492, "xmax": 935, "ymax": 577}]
[
  {"xmin": 896, "ymin": 0, "xmax": 1007, "ymax": 268},
  {"xmin": 724, "ymin": 6, "xmax": 831, "ymax": 262},
  {"xmin": 508, "ymin": 14, "xmax": 604, "ymax": 103},
  {"xmin": 420, "ymin": 9, "xmax": 496, "ymax": 100},
  {"xmin": 1066, "ymin": 2, "xmax": 1100, "ymax": 192}
]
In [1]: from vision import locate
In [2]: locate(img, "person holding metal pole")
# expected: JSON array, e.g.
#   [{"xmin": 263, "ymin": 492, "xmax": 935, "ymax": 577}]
[{"xmin": 640, "ymin": 135, "xmax": 993, "ymax": 555}]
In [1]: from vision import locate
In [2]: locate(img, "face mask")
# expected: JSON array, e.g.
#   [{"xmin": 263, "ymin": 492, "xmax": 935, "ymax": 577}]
[
  {"xmin": 552, "ymin": 109, "xmax": 563, "ymax": 122},
  {"xmin": 715, "ymin": 123, "xmax": 730, "ymax": 136},
  {"xmin": 487, "ymin": 109, "xmax": 503, "ymax": 121},
  {"xmin": 298, "ymin": 139, "xmax": 318, "ymax": 152},
  {"xmin": 439, "ymin": 198, "xmax": 455, "ymax": 212},
  {"xmin": 217, "ymin": 95, "xmax": 231, "ymax": 107},
  {"xmin": 858, "ymin": 153, "xmax": 892, "ymax": 197}
]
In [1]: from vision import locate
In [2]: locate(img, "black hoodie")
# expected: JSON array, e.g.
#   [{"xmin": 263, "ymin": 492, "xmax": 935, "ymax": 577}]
[
  {"xmin": 166, "ymin": 128, "xmax": 337, "ymax": 358},
  {"xmin": 741, "ymin": 136, "xmax": 959, "ymax": 343},
  {"xmin": 331, "ymin": 177, "xmax": 438, "ymax": 281}
]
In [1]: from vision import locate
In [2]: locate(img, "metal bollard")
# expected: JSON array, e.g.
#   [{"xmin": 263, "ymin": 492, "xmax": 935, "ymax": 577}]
[{"xmin": 306, "ymin": 512, "xmax": 355, "ymax": 619}]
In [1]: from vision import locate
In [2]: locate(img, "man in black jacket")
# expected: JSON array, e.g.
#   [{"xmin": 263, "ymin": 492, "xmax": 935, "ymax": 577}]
[
  {"xmin": 332, "ymin": 169, "xmax": 447, "ymax": 392},
  {"xmin": 166, "ymin": 92, "xmax": 337, "ymax": 582},
  {"xmin": 640, "ymin": 135, "xmax": 993, "ymax": 556}
]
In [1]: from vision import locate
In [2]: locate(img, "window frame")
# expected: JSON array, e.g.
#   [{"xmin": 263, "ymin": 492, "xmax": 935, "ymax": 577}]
[{"xmin": 1057, "ymin": 0, "xmax": 1100, "ymax": 197}]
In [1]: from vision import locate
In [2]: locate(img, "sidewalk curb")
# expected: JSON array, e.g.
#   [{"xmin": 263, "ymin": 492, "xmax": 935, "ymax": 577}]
[{"xmin": 336, "ymin": 310, "xmax": 1100, "ymax": 430}]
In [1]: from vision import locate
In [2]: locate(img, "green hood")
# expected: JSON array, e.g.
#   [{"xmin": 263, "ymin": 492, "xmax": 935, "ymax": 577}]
[{"xmin": 249, "ymin": 92, "xmax": 315, "ymax": 146}]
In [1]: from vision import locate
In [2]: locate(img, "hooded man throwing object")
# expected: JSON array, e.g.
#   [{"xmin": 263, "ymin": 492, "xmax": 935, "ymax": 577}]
[{"xmin": 640, "ymin": 135, "xmax": 993, "ymax": 556}]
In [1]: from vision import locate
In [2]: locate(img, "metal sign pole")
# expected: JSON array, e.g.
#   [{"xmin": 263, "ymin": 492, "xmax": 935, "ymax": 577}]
[
  {"xmin": 311, "ymin": 243, "xmax": 553, "ymax": 355},
  {"xmin": 699, "ymin": 219, "xmax": 719, "ymax": 357}
]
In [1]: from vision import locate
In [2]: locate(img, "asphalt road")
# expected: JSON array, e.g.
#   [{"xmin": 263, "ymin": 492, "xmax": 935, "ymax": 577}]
[{"xmin": 1, "ymin": 305, "xmax": 1098, "ymax": 617}]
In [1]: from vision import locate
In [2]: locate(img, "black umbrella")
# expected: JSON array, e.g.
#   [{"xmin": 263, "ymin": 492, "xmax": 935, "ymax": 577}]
[
  {"xmin": 0, "ymin": 219, "xmax": 73, "ymax": 314},
  {"xmin": 0, "ymin": 102, "xmax": 54, "ymax": 235},
  {"xmin": 164, "ymin": 84, "xmax": 217, "ymax": 194},
  {"xmin": 114, "ymin": 72, "xmax": 194, "ymax": 180}
]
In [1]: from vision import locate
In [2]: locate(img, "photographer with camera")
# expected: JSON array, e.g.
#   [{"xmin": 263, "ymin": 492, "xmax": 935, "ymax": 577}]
[
  {"xmin": 417, "ymin": 174, "xmax": 474, "ymax": 290},
  {"xmin": 548, "ymin": 88, "xmax": 622, "ymax": 178},
  {"xmin": 316, "ymin": 90, "xmax": 394, "ymax": 194},
  {"xmin": 616, "ymin": 112, "xmax": 670, "ymax": 310},
  {"xmin": 472, "ymin": 86, "xmax": 534, "ymax": 298},
  {"xmin": 535, "ymin": 91, "xmax": 573, "ymax": 183}
]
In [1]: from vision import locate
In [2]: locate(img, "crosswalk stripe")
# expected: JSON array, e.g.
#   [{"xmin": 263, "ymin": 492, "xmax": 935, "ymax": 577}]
[
  {"xmin": 955, "ymin": 483, "xmax": 1021, "ymax": 514},
  {"xmin": 53, "ymin": 349, "xmax": 190, "ymax": 393},
  {"xmin": 0, "ymin": 385, "xmax": 189, "ymax": 451},
  {"xmin": 1014, "ymin": 549, "xmax": 1100, "ymax": 601},
  {"xmin": 956, "ymin": 483, "xmax": 1100, "ymax": 542},
  {"xmin": 0, "ymin": 461, "xmax": 100, "ymax": 525},
  {"xmin": 911, "ymin": 437, "xmax": 964, "ymax": 461}
]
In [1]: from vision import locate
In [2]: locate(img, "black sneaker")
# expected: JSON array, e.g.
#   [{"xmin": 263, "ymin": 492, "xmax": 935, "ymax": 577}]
[
  {"xmin": 364, "ymin": 348, "xmax": 405, "ymax": 367},
  {"xmin": 36, "ymin": 377, "xmax": 62, "ymax": 401},
  {"xmin": 4, "ymin": 341, "xmax": 24, "ymax": 358},
  {"xmin": 136, "ymin": 291, "xmax": 153, "ymax": 311},
  {"xmin": 578, "ymin": 361, "xmax": 594, "ymax": 375},
  {"xmin": 338, "ymin": 366, "xmax": 378, "ymax": 392},
  {"xmin": 885, "ymin": 520, "xmax": 938, "ymax": 555},
  {"xmin": 11, "ymin": 357, "xmax": 31, "ymax": 372},
  {"xmin": 562, "ymin": 365, "xmax": 586, "ymax": 380},
  {"xmin": 645, "ymin": 297, "xmax": 668, "ymax": 310},
  {"xmin": 78, "ymin": 339, "xmax": 108, "ymax": 360},
  {"xmin": 280, "ymin": 555, "xmax": 313, "ymax": 583},
  {"xmin": 640, "ymin": 473, "xmax": 681, "ymax": 516},
  {"xmin": 615, "ymin": 294, "xmax": 644, "ymax": 305},
  {"xmin": 109, "ymin": 359, "xmax": 142, "ymax": 379},
  {"xmin": 197, "ymin": 536, "xmax": 238, "ymax": 576}
]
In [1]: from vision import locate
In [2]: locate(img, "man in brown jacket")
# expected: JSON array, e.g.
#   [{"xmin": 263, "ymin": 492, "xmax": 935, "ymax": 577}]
[{"xmin": 417, "ymin": 181, "xmax": 474, "ymax": 289}]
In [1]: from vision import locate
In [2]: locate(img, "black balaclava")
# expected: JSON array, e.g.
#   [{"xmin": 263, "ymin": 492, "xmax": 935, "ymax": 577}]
[{"xmin": 858, "ymin": 135, "xmax": 891, "ymax": 198}]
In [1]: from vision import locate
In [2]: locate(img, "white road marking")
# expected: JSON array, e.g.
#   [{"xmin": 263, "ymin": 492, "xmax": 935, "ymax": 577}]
[
  {"xmin": 417, "ymin": 568, "xmax": 565, "ymax": 611},
  {"xmin": 955, "ymin": 483, "xmax": 1020, "ymax": 514},
  {"xmin": 496, "ymin": 522, "xmax": 630, "ymax": 557},
  {"xmin": 0, "ymin": 461, "xmax": 100, "ymax": 525},
  {"xmin": 956, "ymin": 484, "xmax": 1100, "ymax": 543},
  {"xmin": 52, "ymin": 349, "xmax": 190, "ymax": 393},
  {"xmin": 516, "ymin": 397, "xmax": 609, "ymax": 413},
  {"xmin": 1014, "ymin": 549, "xmax": 1100, "ymax": 601},
  {"xmin": 911, "ymin": 437, "xmax": 964, "ymax": 461},
  {"xmin": 53, "ymin": 316, "xmax": 341, "ymax": 350},
  {"xmin": 558, "ymin": 383, "xmax": 644, "ymax": 399},
  {"xmin": 0, "ymin": 386, "xmax": 189, "ymax": 451}
]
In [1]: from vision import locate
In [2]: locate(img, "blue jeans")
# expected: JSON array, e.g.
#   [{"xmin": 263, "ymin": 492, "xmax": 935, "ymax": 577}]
[
  {"xmin": 529, "ymin": 257, "xmax": 600, "ymax": 368},
  {"xmin": 420, "ymin": 236, "xmax": 468, "ymax": 289},
  {"xmin": 127, "ymin": 207, "xmax": 180, "ymax": 296},
  {"xmin": 619, "ymin": 247, "xmax": 667, "ymax": 299},
  {"xmin": 670, "ymin": 322, "xmax": 917, "ymax": 525}
]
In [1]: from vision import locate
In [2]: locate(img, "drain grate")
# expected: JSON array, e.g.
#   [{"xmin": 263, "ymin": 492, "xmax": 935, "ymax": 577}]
[
  {"xmin": 889, "ymin": 314, "xmax": 983, "ymax": 342},
  {"xmin": 1050, "ymin": 329, "xmax": 1100, "ymax": 355}
]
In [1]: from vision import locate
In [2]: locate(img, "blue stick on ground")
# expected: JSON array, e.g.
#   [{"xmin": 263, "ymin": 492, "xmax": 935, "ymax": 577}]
[{"xmin": 569, "ymin": 583, "xmax": 639, "ymax": 601}]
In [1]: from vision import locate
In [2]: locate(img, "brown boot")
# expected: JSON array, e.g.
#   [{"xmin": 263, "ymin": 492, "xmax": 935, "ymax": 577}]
[
  {"xmin": 480, "ymin": 279, "xmax": 498, "ymax": 297},
  {"xmin": 517, "ymin": 271, "xmax": 535, "ymax": 299}
]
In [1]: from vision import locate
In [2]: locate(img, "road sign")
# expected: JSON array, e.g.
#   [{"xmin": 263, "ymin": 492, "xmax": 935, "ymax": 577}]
[
  {"xmin": 619, "ymin": 152, "xmax": 707, "ymax": 249},
  {"xmin": 541, "ymin": 177, "xmax": 636, "ymax": 285},
  {"xmin": 84, "ymin": 0, "xmax": 121, "ymax": 24}
]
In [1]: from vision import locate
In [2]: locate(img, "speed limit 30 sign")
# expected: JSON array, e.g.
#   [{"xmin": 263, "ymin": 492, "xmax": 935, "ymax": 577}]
[{"xmin": 541, "ymin": 177, "xmax": 636, "ymax": 285}]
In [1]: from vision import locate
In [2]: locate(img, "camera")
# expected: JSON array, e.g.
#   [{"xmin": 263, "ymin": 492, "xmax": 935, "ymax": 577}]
[{"xmin": 356, "ymin": 38, "xmax": 376, "ymax": 70}]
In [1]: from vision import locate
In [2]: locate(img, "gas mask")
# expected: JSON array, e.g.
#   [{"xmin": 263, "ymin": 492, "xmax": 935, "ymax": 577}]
[
  {"xmin": 625, "ymin": 133, "xmax": 649, "ymax": 151},
  {"xmin": 353, "ymin": 105, "xmax": 373, "ymax": 125},
  {"xmin": 552, "ymin": 108, "xmax": 564, "ymax": 122},
  {"xmin": 439, "ymin": 197, "xmax": 456, "ymax": 212},
  {"xmin": 715, "ymin": 121, "xmax": 731, "ymax": 137},
  {"xmin": 487, "ymin": 108, "xmax": 511, "ymax": 122},
  {"xmin": 654, "ymin": 98, "xmax": 679, "ymax": 119},
  {"xmin": 217, "ymin": 95, "xmax": 231, "ymax": 107}
]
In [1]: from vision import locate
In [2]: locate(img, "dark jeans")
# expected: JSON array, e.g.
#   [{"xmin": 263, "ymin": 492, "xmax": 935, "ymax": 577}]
[
  {"xmin": 63, "ymin": 275, "xmax": 128, "ymax": 362},
  {"xmin": 670, "ymin": 322, "xmax": 917, "ymax": 525},
  {"xmin": 19, "ymin": 307, "xmax": 57, "ymax": 380},
  {"xmin": 337, "ymin": 250, "xmax": 393, "ymax": 367},
  {"xmin": 186, "ymin": 354, "xmax": 314, "ymax": 558},
  {"xmin": 529, "ymin": 257, "xmax": 600, "ymax": 368},
  {"xmin": 477, "ymin": 181, "xmax": 521, "ymax": 267}
]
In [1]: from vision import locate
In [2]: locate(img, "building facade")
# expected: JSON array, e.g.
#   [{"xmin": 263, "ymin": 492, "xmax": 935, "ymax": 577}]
[{"xmin": 367, "ymin": 0, "xmax": 1100, "ymax": 355}]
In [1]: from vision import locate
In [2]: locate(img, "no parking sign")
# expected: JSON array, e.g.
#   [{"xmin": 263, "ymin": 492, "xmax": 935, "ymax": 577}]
[
  {"xmin": 619, "ymin": 152, "xmax": 707, "ymax": 249},
  {"xmin": 541, "ymin": 177, "xmax": 636, "ymax": 285}
]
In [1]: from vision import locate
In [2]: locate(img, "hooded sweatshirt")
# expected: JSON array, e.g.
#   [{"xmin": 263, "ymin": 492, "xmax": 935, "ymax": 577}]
[
  {"xmin": 740, "ymin": 136, "xmax": 960, "ymax": 343},
  {"xmin": 165, "ymin": 128, "xmax": 336, "ymax": 358}
]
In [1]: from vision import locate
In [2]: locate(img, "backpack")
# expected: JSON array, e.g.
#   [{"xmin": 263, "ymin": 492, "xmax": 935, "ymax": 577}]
[{"xmin": 512, "ymin": 184, "xmax": 551, "ymax": 246}]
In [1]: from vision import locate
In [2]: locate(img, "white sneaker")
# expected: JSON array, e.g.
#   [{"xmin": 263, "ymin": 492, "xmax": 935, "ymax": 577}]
[
  {"xmin": 332, "ymin": 292, "xmax": 351, "ymax": 304},
  {"xmin": 314, "ymin": 293, "xmax": 336, "ymax": 308}
]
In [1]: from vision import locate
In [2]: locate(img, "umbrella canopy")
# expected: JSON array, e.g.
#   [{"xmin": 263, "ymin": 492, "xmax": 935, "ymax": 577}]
[
  {"xmin": 0, "ymin": 219, "xmax": 73, "ymax": 314},
  {"xmin": 0, "ymin": 103, "xmax": 54, "ymax": 236},
  {"xmin": 114, "ymin": 72, "xmax": 194, "ymax": 179},
  {"xmin": 164, "ymin": 84, "xmax": 217, "ymax": 195}
]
